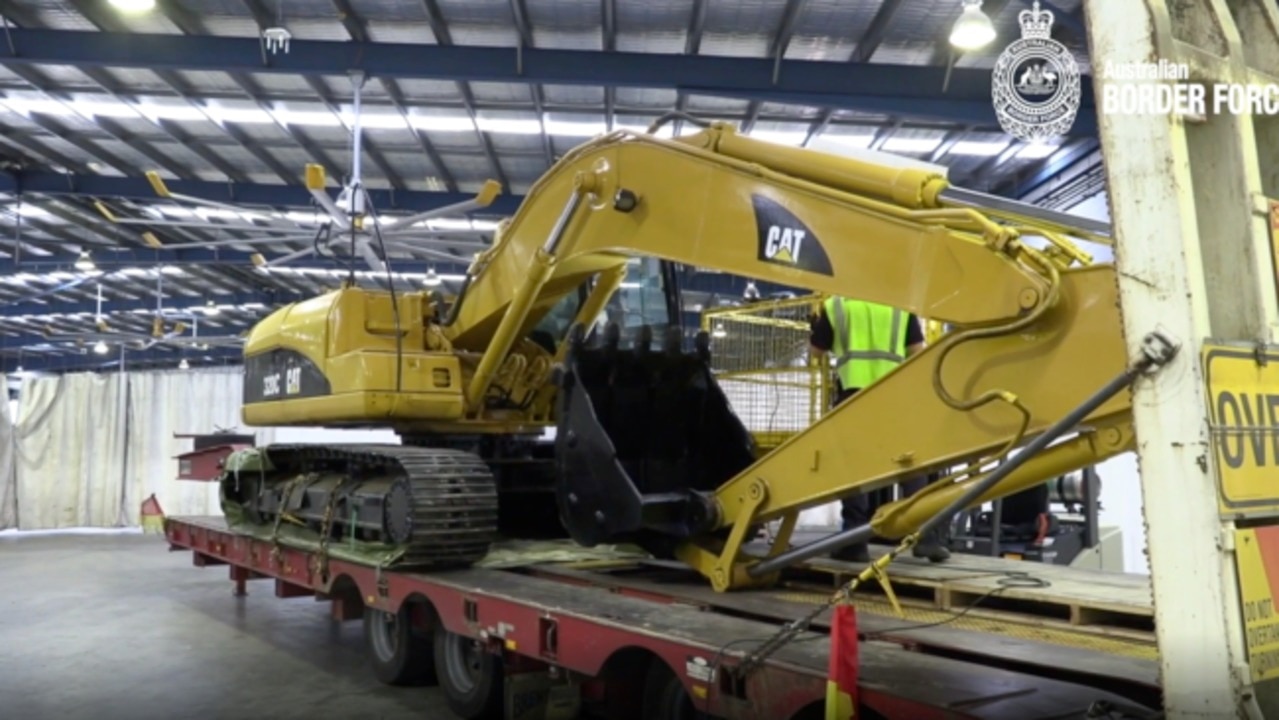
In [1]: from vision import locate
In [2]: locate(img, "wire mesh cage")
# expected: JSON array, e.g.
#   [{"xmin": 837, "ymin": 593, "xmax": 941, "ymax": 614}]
[{"xmin": 701, "ymin": 295, "xmax": 831, "ymax": 450}]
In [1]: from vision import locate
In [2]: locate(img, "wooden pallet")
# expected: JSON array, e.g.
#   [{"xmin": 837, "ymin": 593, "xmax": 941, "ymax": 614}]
[
  {"xmin": 524, "ymin": 563, "xmax": 1162, "ymax": 702},
  {"xmin": 802, "ymin": 545, "xmax": 1155, "ymax": 638}
]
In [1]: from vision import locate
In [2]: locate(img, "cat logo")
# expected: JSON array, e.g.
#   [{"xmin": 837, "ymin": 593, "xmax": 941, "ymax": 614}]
[
  {"xmin": 763, "ymin": 225, "xmax": 806, "ymax": 265},
  {"xmin": 752, "ymin": 194, "xmax": 833, "ymax": 276}
]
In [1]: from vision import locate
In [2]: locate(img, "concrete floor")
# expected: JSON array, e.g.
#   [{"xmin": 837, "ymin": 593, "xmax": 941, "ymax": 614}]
[{"xmin": 0, "ymin": 531, "xmax": 460, "ymax": 720}]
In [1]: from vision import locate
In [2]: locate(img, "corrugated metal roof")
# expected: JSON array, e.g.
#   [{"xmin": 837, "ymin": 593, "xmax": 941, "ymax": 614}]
[{"xmin": 0, "ymin": 0, "xmax": 1097, "ymax": 366}]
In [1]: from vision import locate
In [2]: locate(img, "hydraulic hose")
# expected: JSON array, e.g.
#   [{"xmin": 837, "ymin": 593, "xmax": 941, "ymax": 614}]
[
  {"xmin": 645, "ymin": 111, "xmax": 714, "ymax": 134},
  {"xmin": 929, "ymin": 242, "xmax": 1063, "ymax": 464}
]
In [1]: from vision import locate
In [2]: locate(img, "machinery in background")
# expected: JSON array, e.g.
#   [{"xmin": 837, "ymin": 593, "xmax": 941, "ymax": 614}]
[{"xmin": 947, "ymin": 466, "xmax": 1124, "ymax": 571}]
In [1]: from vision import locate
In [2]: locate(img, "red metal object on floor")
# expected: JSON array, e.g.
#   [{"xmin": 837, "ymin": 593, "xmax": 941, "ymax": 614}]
[{"xmin": 173, "ymin": 432, "xmax": 255, "ymax": 482}]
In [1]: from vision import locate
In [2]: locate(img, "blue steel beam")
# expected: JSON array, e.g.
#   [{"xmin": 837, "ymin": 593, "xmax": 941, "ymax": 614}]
[
  {"xmin": 0, "ymin": 305, "xmax": 268, "ymax": 352},
  {"xmin": 4, "ymin": 346, "xmax": 246, "ymax": 374},
  {"xmin": 0, "ymin": 245, "xmax": 473, "ymax": 273},
  {"xmin": 0, "ymin": 28, "xmax": 1098, "ymax": 133},
  {"xmin": 0, "ymin": 325, "xmax": 258, "ymax": 349},
  {"xmin": 0, "ymin": 290, "xmax": 304, "ymax": 317},
  {"xmin": 2, "ymin": 292, "xmax": 786, "ymax": 374},
  {"xmin": 0, "ymin": 171, "xmax": 525, "ymax": 216}
]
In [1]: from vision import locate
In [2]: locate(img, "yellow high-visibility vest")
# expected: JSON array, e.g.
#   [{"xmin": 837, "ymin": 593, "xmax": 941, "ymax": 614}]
[{"xmin": 824, "ymin": 296, "xmax": 909, "ymax": 390}]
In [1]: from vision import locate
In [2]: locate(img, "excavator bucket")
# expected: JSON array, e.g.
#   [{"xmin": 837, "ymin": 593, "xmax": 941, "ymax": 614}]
[{"xmin": 553, "ymin": 322, "xmax": 758, "ymax": 557}]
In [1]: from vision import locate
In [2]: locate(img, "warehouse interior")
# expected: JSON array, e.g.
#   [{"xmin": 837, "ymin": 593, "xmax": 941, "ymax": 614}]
[
  {"xmin": 0, "ymin": 0, "xmax": 1126, "ymax": 552},
  {"xmin": 0, "ymin": 0, "xmax": 1273, "ymax": 718}
]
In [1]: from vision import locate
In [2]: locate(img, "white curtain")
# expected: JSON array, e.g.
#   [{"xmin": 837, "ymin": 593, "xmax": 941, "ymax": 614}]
[
  {"xmin": 6, "ymin": 367, "xmax": 278, "ymax": 530},
  {"xmin": 0, "ymin": 396, "xmax": 18, "ymax": 529},
  {"xmin": 14, "ymin": 373, "xmax": 129, "ymax": 529},
  {"xmin": 122, "ymin": 367, "xmax": 273, "ymax": 525},
  {"xmin": 2, "ymin": 364, "xmax": 412, "ymax": 530}
]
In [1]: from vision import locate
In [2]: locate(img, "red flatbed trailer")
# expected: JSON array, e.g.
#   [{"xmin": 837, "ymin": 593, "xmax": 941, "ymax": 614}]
[{"xmin": 163, "ymin": 515, "xmax": 1161, "ymax": 720}]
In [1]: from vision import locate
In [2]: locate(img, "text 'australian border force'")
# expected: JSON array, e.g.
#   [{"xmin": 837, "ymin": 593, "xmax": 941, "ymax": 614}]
[{"xmin": 1099, "ymin": 60, "xmax": 1279, "ymax": 116}]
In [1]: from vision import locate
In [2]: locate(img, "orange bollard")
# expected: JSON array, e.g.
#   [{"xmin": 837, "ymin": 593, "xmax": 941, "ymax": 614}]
[
  {"xmin": 141, "ymin": 493, "xmax": 165, "ymax": 534},
  {"xmin": 824, "ymin": 602, "xmax": 858, "ymax": 720}
]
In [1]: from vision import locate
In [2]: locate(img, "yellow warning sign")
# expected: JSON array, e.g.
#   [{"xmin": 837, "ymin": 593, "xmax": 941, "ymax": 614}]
[
  {"xmin": 1234, "ymin": 527, "xmax": 1279, "ymax": 681},
  {"xmin": 1204, "ymin": 344, "xmax": 1279, "ymax": 515}
]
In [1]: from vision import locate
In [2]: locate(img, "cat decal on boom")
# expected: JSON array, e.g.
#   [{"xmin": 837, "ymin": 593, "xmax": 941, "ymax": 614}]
[{"xmin": 753, "ymin": 194, "xmax": 834, "ymax": 276}]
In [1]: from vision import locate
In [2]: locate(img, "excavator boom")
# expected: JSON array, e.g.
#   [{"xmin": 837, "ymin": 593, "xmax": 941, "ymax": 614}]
[{"xmin": 447, "ymin": 126, "xmax": 1056, "ymax": 354}]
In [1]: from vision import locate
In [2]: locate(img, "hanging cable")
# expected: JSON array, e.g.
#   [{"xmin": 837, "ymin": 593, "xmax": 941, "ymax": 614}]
[
  {"xmin": 347, "ymin": 215, "xmax": 359, "ymax": 287},
  {"xmin": 362, "ymin": 188, "xmax": 403, "ymax": 394}
]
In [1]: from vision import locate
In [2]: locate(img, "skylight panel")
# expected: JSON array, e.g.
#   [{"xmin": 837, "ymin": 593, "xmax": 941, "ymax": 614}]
[
  {"xmin": 950, "ymin": 141, "xmax": 1009, "ymax": 156},
  {"xmin": 881, "ymin": 137, "xmax": 943, "ymax": 153}
]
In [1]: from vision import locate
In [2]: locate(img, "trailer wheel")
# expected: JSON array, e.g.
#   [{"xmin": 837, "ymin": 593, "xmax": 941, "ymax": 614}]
[
  {"xmin": 434, "ymin": 628, "xmax": 505, "ymax": 720},
  {"xmin": 363, "ymin": 604, "xmax": 435, "ymax": 686},
  {"xmin": 643, "ymin": 661, "xmax": 715, "ymax": 720}
]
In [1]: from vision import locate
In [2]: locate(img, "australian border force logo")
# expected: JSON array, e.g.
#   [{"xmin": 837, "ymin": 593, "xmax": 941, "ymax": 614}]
[{"xmin": 992, "ymin": 1, "xmax": 1081, "ymax": 142}]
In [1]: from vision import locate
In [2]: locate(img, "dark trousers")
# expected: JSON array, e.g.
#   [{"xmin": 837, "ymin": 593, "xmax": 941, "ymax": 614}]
[{"xmin": 842, "ymin": 475, "xmax": 929, "ymax": 532}]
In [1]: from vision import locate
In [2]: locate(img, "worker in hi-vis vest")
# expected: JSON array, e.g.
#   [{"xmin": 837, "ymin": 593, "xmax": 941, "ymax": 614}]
[{"xmin": 809, "ymin": 296, "xmax": 952, "ymax": 564}]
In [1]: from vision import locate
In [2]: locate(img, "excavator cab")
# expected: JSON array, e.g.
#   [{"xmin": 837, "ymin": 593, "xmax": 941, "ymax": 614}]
[
  {"xmin": 550, "ymin": 259, "xmax": 759, "ymax": 557},
  {"xmin": 530, "ymin": 258, "xmax": 679, "ymax": 351}
]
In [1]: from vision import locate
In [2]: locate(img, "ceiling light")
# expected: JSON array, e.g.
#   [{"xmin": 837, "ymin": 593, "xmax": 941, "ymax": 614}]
[
  {"xmin": 712, "ymin": 324, "xmax": 727, "ymax": 339},
  {"xmin": 204, "ymin": 300, "xmax": 221, "ymax": 317},
  {"xmin": 93, "ymin": 340, "xmax": 109, "ymax": 355},
  {"xmin": 262, "ymin": 27, "xmax": 292, "ymax": 55},
  {"xmin": 950, "ymin": 0, "xmax": 997, "ymax": 50},
  {"xmin": 110, "ymin": 0, "xmax": 155, "ymax": 12},
  {"xmin": 178, "ymin": 358, "xmax": 190, "ymax": 370},
  {"xmin": 74, "ymin": 251, "xmax": 95, "ymax": 272},
  {"xmin": 423, "ymin": 268, "xmax": 441, "ymax": 287}
]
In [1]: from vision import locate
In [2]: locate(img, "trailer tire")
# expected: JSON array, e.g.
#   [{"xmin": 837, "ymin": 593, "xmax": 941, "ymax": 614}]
[
  {"xmin": 363, "ymin": 604, "xmax": 435, "ymax": 686},
  {"xmin": 434, "ymin": 627, "xmax": 504, "ymax": 719},
  {"xmin": 642, "ymin": 660, "xmax": 715, "ymax": 720}
]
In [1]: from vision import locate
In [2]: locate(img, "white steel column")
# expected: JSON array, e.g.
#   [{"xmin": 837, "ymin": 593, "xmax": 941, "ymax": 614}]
[{"xmin": 1084, "ymin": 0, "xmax": 1279, "ymax": 717}]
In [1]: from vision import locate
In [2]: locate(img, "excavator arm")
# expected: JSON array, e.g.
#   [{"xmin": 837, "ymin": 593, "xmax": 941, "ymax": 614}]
[{"xmin": 438, "ymin": 121, "xmax": 1137, "ymax": 590}]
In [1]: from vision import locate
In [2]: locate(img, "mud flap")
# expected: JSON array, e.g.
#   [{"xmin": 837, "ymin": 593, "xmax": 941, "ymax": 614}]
[{"xmin": 553, "ymin": 323, "xmax": 757, "ymax": 555}]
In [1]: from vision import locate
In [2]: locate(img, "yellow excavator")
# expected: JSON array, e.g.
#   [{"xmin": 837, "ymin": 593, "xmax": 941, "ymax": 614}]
[{"xmin": 221, "ymin": 114, "xmax": 1177, "ymax": 592}]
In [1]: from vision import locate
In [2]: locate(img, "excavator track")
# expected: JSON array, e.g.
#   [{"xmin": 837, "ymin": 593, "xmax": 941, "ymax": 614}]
[{"xmin": 226, "ymin": 444, "xmax": 499, "ymax": 568}]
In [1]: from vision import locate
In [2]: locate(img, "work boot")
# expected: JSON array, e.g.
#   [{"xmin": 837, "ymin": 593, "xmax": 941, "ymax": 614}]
[
  {"xmin": 831, "ymin": 518, "xmax": 871, "ymax": 564},
  {"xmin": 912, "ymin": 527, "xmax": 951, "ymax": 563},
  {"xmin": 831, "ymin": 542, "xmax": 870, "ymax": 564}
]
